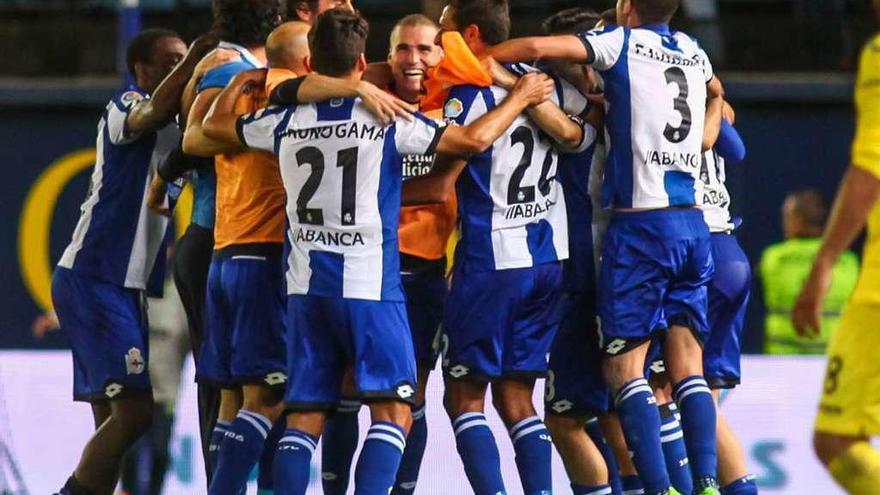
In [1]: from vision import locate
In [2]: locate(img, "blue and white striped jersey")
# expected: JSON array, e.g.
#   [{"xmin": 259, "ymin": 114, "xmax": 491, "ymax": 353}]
[
  {"xmin": 444, "ymin": 67, "xmax": 592, "ymax": 271},
  {"xmin": 237, "ymin": 98, "xmax": 444, "ymax": 301},
  {"xmin": 58, "ymin": 86, "xmax": 178, "ymax": 292},
  {"xmin": 579, "ymin": 24, "xmax": 714, "ymax": 209}
]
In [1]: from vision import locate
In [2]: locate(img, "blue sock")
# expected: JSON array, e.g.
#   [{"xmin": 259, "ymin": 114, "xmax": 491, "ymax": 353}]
[
  {"xmin": 658, "ymin": 403, "xmax": 692, "ymax": 495},
  {"xmin": 621, "ymin": 475, "xmax": 644, "ymax": 495},
  {"xmin": 585, "ymin": 417, "xmax": 623, "ymax": 494},
  {"xmin": 321, "ymin": 399, "xmax": 361, "ymax": 494},
  {"xmin": 721, "ymin": 475, "xmax": 758, "ymax": 495},
  {"xmin": 452, "ymin": 412, "xmax": 507, "ymax": 495},
  {"xmin": 208, "ymin": 410, "xmax": 272, "ymax": 494},
  {"xmin": 209, "ymin": 420, "xmax": 232, "ymax": 478},
  {"xmin": 273, "ymin": 428, "xmax": 318, "ymax": 495},
  {"xmin": 354, "ymin": 421, "xmax": 407, "ymax": 495},
  {"xmin": 573, "ymin": 483, "xmax": 613, "ymax": 494},
  {"xmin": 509, "ymin": 415, "xmax": 553, "ymax": 494},
  {"xmin": 672, "ymin": 376, "xmax": 718, "ymax": 488},
  {"xmin": 614, "ymin": 379, "xmax": 669, "ymax": 494},
  {"xmin": 392, "ymin": 404, "xmax": 428, "ymax": 495},
  {"xmin": 258, "ymin": 416, "xmax": 286, "ymax": 491}
]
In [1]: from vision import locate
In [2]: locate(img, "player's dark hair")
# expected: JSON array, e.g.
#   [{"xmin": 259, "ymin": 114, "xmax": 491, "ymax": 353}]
[
  {"xmin": 212, "ymin": 0, "xmax": 282, "ymax": 47},
  {"xmin": 789, "ymin": 188, "xmax": 828, "ymax": 230},
  {"xmin": 126, "ymin": 28, "xmax": 181, "ymax": 78},
  {"xmin": 541, "ymin": 7, "xmax": 600, "ymax": 35},
  {"xmin": 600, "ymin": 8, "xmax": 617, "ymax": 26},
  {"xmin": 449, "ymin": 0, "xmax": 510, "ymax": 46},
  {"xmin": 631, "ymin": 0, "xmax": 680, "ymax": 24},
  {"xmin": 308, "ymin": 8, "xmax": 369, "ymax": 77},
  {"xmin": 287, "ymin": 0, "xmax": 320, "ymax": 22}
]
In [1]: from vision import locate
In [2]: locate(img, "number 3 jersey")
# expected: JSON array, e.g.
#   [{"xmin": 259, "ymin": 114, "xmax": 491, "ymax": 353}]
[
  {"xmin": 444, "ymin": 70, "xmax": 593, "ymax": 271},
  {"xmin": 579, "ymin": 24, "xmax": 714, "ymax": 209},
  {"xmin": 236, "ymin": 98, "xmax": 445, "ymax": 302}
]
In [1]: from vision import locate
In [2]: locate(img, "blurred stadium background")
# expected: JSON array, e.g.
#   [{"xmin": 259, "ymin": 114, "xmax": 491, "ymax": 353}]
[{"xmin": 0, "ymin": 0, "xmax": 874, "ymax": 493}]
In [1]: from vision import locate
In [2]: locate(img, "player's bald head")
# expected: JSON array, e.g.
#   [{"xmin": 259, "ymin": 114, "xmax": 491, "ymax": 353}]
[{"xmin": 267, "ymin": 21, "xmax": 311, "ymax": 73}]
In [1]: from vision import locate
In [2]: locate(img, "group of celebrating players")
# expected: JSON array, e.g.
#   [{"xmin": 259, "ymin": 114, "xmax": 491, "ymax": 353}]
[{"xmin": 48, "ymin": 0, "xmax": 762, "ymax": 494}]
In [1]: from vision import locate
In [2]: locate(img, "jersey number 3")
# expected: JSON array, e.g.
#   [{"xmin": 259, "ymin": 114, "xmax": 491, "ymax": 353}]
[
  {"xmin": 663, "ymin": 67, "xmax": 692, "ymax": 144},
  {"xmin": 296, "ymin": 146, "xmax": 359, "ymax": 226}
]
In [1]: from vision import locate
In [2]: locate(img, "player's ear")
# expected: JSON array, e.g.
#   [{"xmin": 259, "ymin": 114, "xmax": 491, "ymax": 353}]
[
  {"xmin": 304, "ymin": 55, "xmax": 313, "ymax": 74},
  {"xmin": 357, "ymin": 54, "xmax": 368, "ymax": 73},
  {"xmin": 462, "ymin": 24, "xmax": 481, "ymax": 46}
]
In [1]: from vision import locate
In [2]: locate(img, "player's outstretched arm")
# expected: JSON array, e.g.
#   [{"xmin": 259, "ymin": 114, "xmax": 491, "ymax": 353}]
[
  {"xmin": 127, "ymin": 34, "xmax": 219, "ymax": 135},
  {"xmin": 270, "ymin": 75, "xmax": 414, "ymax": 125},
  {"xmin": 202, "ymin": 69, "xmax": 268, "ymax": 146},
  {"xmin": 487, "ymin": 35, "xmax": 590, "ymax": 64},
  {"xmin": 793, "ymin": 166, "xmax": 880, "ymax": 336},
  {"xmin": 435, "ymin": 72, "xmax": 555, "ymax": 155},
  {"xmin": 182, "ymin": 86, "xmax": 246, "ymax": 156}
]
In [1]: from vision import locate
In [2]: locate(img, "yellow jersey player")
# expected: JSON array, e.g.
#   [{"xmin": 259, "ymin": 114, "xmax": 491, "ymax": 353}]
[{"xmin": 793, "ymin": 3, "xmax": 880, "ymax": 492}]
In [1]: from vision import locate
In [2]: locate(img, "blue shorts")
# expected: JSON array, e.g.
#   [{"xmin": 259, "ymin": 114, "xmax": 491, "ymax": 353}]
[
  {"xmin": 704, "ymin": 233, "xmax": 751, "ymax": 389},
  {"xmin": 285, "ymin": 295, "xmax": 417, "ymax": 410},
  {"xmin": 52, "ymin": 267, "xmax": 151, "ymax": 402},
  {"xmin": 598, "ymin": 209, "xmax": 714, "ymax": 356},
  {"xmin": 402, "ymin": 264, "xmax": 447, "ymax": 370},
  {"xmin": 196, "ymin": 249, "xmax": 287, "ymax": 389},
  {"xmin": 441, "ymin": 261, "xmax": 564, "ymax": 382},
  {"xmin": 546, "ymin": 292, "xmax": 610, "ymax": 415}
]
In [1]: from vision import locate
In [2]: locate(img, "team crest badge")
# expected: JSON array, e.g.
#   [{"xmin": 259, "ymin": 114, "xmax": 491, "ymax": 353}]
[
  {"xmin": 119, "ymin": 91, "xmax": 144, "ymax": 108},
  {"xmin": 444, "ymin": 98, "xmax": 464, "ymax": 119},
  {"xmin": 330, "ymin": 98, "xmax": 344, "ymax": 108},
  {"xmin": 125, "ymin": 347, "xmax": 145, "ymax": 375}
]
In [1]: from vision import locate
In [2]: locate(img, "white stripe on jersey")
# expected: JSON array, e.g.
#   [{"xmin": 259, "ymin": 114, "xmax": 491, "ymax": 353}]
[
  {"xmin": 58, "ymin": 118, "xmax": 108, "ymax": 270},
  {"xmin": 698, "ymin": 149, "xmax": 733, "ymax": 233}
]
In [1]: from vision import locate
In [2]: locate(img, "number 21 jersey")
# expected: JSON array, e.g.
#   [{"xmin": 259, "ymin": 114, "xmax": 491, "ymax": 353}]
[
  {"xmin": 580, "ymin": 25, "xmax": 713, "ymax": 209},
  {"xmin": 237, "ymin": 98, "xmax": 444, "ymax": 301}
]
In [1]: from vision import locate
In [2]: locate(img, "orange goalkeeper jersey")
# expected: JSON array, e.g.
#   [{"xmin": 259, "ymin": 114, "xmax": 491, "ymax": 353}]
[
  {"xmin": 213, "ymin": 69, "xmax": 296, "ymax": 250},
  {"xmin": 398, "ymin": 33, "xmax": 491, "ymax": 261}
]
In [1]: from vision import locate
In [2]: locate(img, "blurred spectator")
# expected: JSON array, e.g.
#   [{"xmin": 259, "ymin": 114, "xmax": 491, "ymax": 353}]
[
  {"xmin": 760, "ymin": 189, "xmax": 859, "ymax": 354},
  {"xmin": 120, "ymin": 273, "xmax": 190, "ymax": 495}
]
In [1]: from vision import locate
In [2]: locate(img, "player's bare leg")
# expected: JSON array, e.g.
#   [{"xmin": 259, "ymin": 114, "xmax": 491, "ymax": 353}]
[
  {"xmin": 711, "ymin": 390, "xmax": 750, "ymax": 486},
  {"xmin": 71, "ymin": 392, "xmax": 154, "ymax": 495},
  {"xmin": 664, "ymin": 325, "xmax": 719, "ymax": 493},
  {"xmin": 90, "ymin": 401, "xmax": 111, "ymax": 430},
  {"xmin": 599, "ymin": 413, "xmax": 638, "ymax": 477},
  {"xmin": 545, "ymin": 413, "xmax": 609, "ymax": 486}
]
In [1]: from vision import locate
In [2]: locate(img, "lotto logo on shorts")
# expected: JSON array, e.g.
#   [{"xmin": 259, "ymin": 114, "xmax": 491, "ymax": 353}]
[
  {"xmin": 396, "ymin": 384, "xmax": 415, "ymax": 399},
  {"xmin": 105, "ymin": 383, "xmax": 123, "ymax": 398},
  {"xmin": 264, "ymin": 372, "xmax": 287, "ymax": 386},
  {"xmin": 605, "ymin": 339, "xmax": 627, "ymax": 355},
  {"xmin": 448, "ymin": 365, "xmax": 470, "ymax": 378},
  {"xmin": 125, "ymin": 347, "xmax": 145, "ymax": 375},
  {"xmin": 551, "ymin": 400, "xmax": 574, "ymax": 414}
]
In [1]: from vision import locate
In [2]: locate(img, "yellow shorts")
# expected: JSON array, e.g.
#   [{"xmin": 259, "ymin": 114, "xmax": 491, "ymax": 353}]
[{"xmin": 815, "ymin": 303, "xmax": 880, "ymax": 436}]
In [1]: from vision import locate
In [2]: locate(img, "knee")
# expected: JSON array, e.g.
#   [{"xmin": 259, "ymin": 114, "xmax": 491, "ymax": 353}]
[
  {"xmin": 370, "ymin": 400, "xmax": 413, "ymax": 433},
  {"xmin": 492, "ymin": 391, "xmax": 535, "ymax": 426},
  {"xmin": 545, "ymin": 414, "xmax": 580, "ymax": 444},
  {"xmin": 814, "ymin": 431, "xmax": 855, "ymax": 467}
]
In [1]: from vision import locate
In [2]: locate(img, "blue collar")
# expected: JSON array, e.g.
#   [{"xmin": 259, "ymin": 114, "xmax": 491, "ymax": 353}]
[{"xmin": 639, "ymin": 23, "xmax": 672, "ymax": 35}]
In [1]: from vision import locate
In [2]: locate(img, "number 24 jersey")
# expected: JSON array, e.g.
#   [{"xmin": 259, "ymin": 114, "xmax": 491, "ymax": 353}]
[
  {"xmin": 580, "ymin": 24, "xmax": 714, "ymax": 210},
  {"xmin": 237, "ymin": 98, "xmax": 444, "ymax": 302}
]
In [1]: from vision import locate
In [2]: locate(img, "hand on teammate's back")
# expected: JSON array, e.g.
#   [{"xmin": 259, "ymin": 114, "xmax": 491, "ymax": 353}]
[
  {"xmin": 356, "ymin": 81, "xmax": 416, "ymax": 125},
  {"xmin": 509, "ymin": 72, "xmax": 555, "ymax": 107}
]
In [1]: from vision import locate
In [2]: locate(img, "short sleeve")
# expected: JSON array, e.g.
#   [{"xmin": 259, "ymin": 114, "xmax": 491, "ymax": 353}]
[
  {"xmin": 236, "ymin": 106, "xmax": 290, "ymax": 153},
  {"xmin": 556, "ymin": 77, "xmax": 589, "ymax": 116},
  {"xmin": 578, "ymin": 26, "xmax": 626, "ymax": 71},
  {"xmin": 444, "ymin": 84, "xmax": 490, "ymax": 126},
  {"xmin": 852, "ymin": 37, "xmax": 880, "ymax": 177},
  {"xmin": 197, "ymin": 61, "xmax": 252, "ymax": 93},
  {"xmin": 106, "ymin": 90, "xmax": 147, "ymax": 145},
  {"xmin": 561, "ymin": 114, "xmax": 598, "ymax": 155},
  {"xmin": 395, "ymin": 112, "xmax": 447, "ymax": 156}
]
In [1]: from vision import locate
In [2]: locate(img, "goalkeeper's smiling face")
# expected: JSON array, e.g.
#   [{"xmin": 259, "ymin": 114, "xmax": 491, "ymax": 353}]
[{"xmin": 389, "ymin": 23, "xmax": 442, "ymax": 102}]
